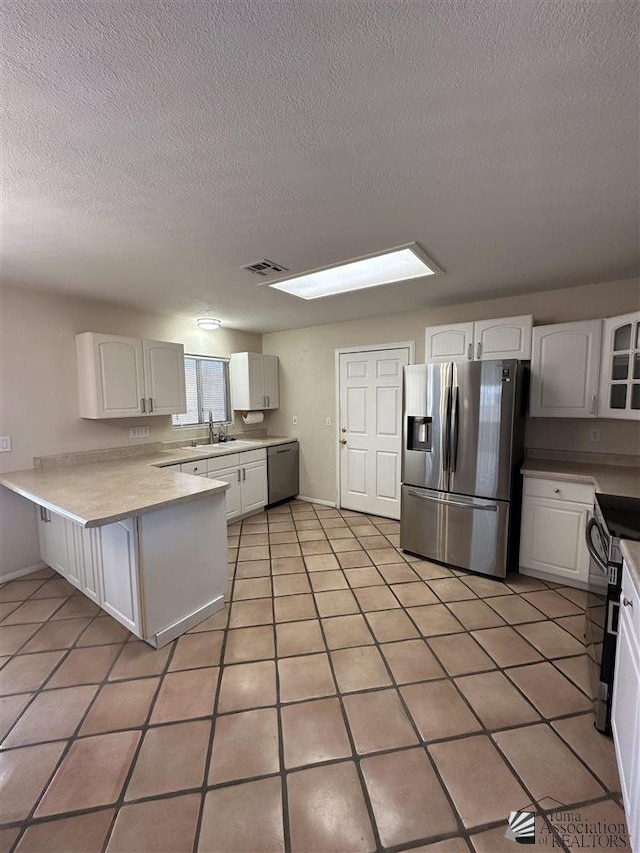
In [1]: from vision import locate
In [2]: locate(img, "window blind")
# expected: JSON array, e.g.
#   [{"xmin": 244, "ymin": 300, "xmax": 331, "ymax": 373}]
[{"xmin": 173, "ymin": 356, "xmax": 231, "ymax": 426}]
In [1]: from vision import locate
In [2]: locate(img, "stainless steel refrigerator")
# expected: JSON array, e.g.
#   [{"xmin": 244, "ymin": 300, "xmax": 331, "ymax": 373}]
[{"xmin": 400, "ymin": 359, "xmax": 526, "ymax": 578}]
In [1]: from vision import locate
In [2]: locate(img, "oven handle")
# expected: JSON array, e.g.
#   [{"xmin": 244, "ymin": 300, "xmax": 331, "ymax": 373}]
[{"xmin": 585, "ymin": 517, "xmax": 609, "ymax": 575}]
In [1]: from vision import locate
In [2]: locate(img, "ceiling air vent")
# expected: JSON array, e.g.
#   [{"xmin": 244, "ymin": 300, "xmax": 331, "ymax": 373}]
[{"xmin": 242, "ymin": 259, "xmax": 289, "ymax": 277}]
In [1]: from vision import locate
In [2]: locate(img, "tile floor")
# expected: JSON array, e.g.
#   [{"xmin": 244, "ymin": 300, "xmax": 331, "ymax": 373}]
[{"xmin": 0, "ymin": 500, "xmax": 630, "ymax": 852}]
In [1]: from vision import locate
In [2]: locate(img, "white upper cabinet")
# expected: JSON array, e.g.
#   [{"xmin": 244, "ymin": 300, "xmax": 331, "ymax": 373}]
[
  {"xmin": 598, "ymin": 311, "xmax": 640, "ymax": 420},
  {"xmin": 230, "ymin": 352, "xmax": 280, "ymax": 410},
  {"xmin": 529, "ymin": 320, "xmax": 602, "ymax": 418},
  {"xmin": 76, "ymin": 332, "xmax": 186, "ymax": 419},
  {"xmin": 425, "ymin": 316, "xmax": 532, "ymax": 363}
]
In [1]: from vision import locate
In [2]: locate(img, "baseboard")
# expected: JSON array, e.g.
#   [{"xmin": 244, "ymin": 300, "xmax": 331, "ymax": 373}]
[
  {"xmin": 297, "ymin": 495, "xmax": 337, "ymax": 508},
  {"xmin": 0, "ymin": 561, "xmax": 48, "ymax": 583},
  {"xmin": 519, "ymin": 566, "xmax": 587, "ymax": 591}
]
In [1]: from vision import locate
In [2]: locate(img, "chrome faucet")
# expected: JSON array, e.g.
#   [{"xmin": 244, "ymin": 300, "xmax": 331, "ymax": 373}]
[{"xmin": 208, "ymin": 411, "xmax": 216, "ymax": 445}]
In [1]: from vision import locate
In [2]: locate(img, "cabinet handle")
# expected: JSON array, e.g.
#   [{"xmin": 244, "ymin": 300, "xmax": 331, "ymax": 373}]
[
  {"xmin": 266, "ymin": 395, "xmax": 270, "ymax": 407},
  {"xmin": 623, "ymin": 597, "xmax": 633, "ymax": 608},
  {"xmin": 590, "ymin": 394, "xmax": 597, "ymax": 415},
  {"xmin": 477, "ymin": 342, "xmax": 482, "ymax": 359},
  {"xmin": 467, "ymin": 343, "xmax": 473, "ymax": 360},
  {"xmin": 148, "ymin": 397, "xmax": 154, "ymax": 413},
  {"xmin": 40, "ymin": 506, "xmax": 51, "ymax": 523},
  {"xmin": 554, "ymin": 488, "xmax": 560, "ymax": 494},
  {"xmin": 237, "ymin": 469, "xmax": 241, "ymax": 483},
  {"xmin": 242, "ymin": 468, "xmax": 246, "ymax": 481},
  {"xmin": 141, "ymin": 398, "xmax": 146, "ymax": 413}
]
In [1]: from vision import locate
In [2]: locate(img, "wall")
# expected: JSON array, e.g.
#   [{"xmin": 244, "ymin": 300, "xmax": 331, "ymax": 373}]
[
  {"xmin": 0, "ymin": 285, "xmax": 265, "ymax": 577},
  {"xmin": 263, "ymin": 277, "xmax": 640, "ymax": 504}
]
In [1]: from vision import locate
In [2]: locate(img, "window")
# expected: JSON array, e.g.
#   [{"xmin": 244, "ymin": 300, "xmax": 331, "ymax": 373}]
[{"xmin": 172, "ymin": 355, "xmax": 232, "ymax": 427}]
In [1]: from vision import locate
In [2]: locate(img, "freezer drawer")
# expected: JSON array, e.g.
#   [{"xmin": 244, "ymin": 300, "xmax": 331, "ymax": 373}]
[{"xmin": 400, "ymin": 485, "xmax": 510, "ymax": 578}]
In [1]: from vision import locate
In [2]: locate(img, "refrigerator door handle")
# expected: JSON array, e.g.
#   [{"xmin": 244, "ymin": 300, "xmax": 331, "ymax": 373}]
[
  {"xmin": 449, "ymin": 386, "xmax": 459, "ymax": 473},
  {"xmin": 406, "ymin": 491, "xmax": 498, "ymax": 512},
  {"xmin": 440, "ymin": 384, "xmax": 451, "ymax": 487}
]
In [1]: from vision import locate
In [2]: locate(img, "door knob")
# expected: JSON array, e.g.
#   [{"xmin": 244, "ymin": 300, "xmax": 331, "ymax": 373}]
[{"xmin": 340, "ymin": 439, "xmax": 347, "ymax": 445}]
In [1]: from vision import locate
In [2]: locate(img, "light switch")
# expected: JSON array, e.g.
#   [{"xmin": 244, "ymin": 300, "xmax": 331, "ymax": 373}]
[{"xmin": 0, "ymin": 436, "xmax": 11, "ymax": 452}]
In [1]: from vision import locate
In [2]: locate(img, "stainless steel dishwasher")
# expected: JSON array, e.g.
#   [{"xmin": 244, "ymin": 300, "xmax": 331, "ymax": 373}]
[{"xmin": 267, "ymin": 441, "xmax": 299, "ymax": 505}]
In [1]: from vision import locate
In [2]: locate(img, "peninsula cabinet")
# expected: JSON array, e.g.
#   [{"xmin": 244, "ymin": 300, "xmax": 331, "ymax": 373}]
[
  {"xmin": 598, "ymin": 311, "xmax": 640, "ymax": 420},
  {"xmin": 230, "ymin": 352, "xmax": 279, "ymax": 410},
  {"xmin": 37, "ymin": 493, "xmax": 228, "ymax": 647},
  {"xmin": 76, "ymin": 333, "xmax": 187, "ymax": 419},
  {"xmin": 611, "ymin": 561, "xmax": 640, "ymax": 853},
  {"xmin": 529, "ymin": 320, "xmax": 602, "ymax": 418},
  {"xmin": 425, "ymin": 315, "xmax": 533, "ymax": 363}
]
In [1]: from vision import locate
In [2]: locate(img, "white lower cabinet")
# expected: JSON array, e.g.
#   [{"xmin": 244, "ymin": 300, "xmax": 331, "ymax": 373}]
[
  {"xmin": 519, "ymin": 476, "xmax": 595, "ymax": 587},
  {"xmin": 207, "ymin": 449, "xmax": 267, "ymax": 520},
  {"xmin": 100, "ymin": 519, "xmax": 141, "ymax": 633},
  {"xmin": 208, "ymin": 466, "xmax": 243, "ymax": 520},
  {"xmin": 611, "ymin": 562, "xmax": 640, "ymax": 853},
  {"xmin": 241, "ymin": 460, "xmax": 268, "ymax": 514}
]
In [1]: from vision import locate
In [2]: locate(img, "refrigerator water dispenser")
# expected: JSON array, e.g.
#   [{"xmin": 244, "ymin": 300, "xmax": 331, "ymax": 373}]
[{"xmin": 407, "ymin": 416, "xmax": 432, "ymax": 452}]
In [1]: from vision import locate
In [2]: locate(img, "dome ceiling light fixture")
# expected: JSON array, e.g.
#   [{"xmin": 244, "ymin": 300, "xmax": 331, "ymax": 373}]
[{"xmin": 196, "ymin": 318, "xmax": 222, "ymax": 330}]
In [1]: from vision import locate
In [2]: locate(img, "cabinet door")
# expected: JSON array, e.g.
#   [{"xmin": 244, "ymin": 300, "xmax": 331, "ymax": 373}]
[
  {"xmin": 207, "ymin": 468, "xmax": 242, "ymax": 520},
  {"xmin": 611, "ymin": 602, "xmax": 640, "ymax": 844},
  {"xmin": 529, "ymin": 320, "xmax": 602, "ymax": 417},
  {"xmin": 473, "ymin": 315, "xmax": 532, "ymax": 360},
  {"xmin": 99, "ymin": 519, "xmax": 141, "ymax": 634},
  {"xmin": 63, "ymin": 520, "xmax": 82, "ymax": 589},
  {"xmin": 425, "ymin": 323, "xmax": 474, "ymax": 363},
  {"xmin": 241, "ymin": 460, "xmax": 268, "ymax": 513},
  {"xmin": 75, "ymin": 526, "xmax": 102, "ymax": 603},
  {"xmin": 230, "ymin": 352, "xmax": 264, "ymax": 410},
  {"xmin": 262, "ymin": 355, "xmax": 279, "ymax": 409},
  {"xmin": 90, "ymin": 334, "xmax": 146, "ymax": 418},
  {"xmin": 142, "ymin": 339, "xmax": 187, "ymax": 416},
  {"xmin": 599, "ymin": 312, "xmax": 640, "ymax": 420},
  {"xmin": 37, "ymin": 509, "xmax": 67, "ymax": 575},
  {"xmin": 519, "ymin": 496, "xmax": 591, "ymax": 583}
]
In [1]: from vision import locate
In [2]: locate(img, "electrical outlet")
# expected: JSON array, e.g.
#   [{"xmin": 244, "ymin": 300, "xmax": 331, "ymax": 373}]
[
  {"xmin": 590, "ymin": 429, "xmax": 601, "ymax": 443},
  {"xmin": 129, "ymin": 427, "xmax": 150, "ymax": 439},
  {"xmin": 292, "ymin": 416, "xmax": 298, "ymax": 425},
  {"xmin": 0, "ymin": 436, "xmax": 11, "ymax": 452},
  {"xmin": 325, "ymin": 416, "xmax": 331, "ymax": 426}
]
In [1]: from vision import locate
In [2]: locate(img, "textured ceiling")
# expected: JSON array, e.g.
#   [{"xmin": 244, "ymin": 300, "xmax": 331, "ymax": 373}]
[{"xmin": 2, "ymin": 0, "xmax": 639, "ymax": 333}]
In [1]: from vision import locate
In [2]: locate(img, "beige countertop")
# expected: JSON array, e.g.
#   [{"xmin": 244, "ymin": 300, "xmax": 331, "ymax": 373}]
[
  {"xmin": 621, "ymin": 540, "xmax": 640, "ymax": 598},
  {"xmin": 0, "ymin": 436, "xmax": 297, "ymax": 528},
  {"xmin": 521, "ymin": 458, "xmax": 640, "ymax": 500}
]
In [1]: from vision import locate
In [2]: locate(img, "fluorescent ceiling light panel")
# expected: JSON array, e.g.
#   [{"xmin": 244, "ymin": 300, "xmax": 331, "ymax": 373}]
[{"xmin": 267, "ymin": 244, "xmax": 439, "ymax": 300}]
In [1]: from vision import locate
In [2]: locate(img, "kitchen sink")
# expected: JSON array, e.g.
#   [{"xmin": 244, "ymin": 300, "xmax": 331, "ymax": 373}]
[{"xmin": 181, "ymin": 440, "xmax": 257, "ymax": 452}]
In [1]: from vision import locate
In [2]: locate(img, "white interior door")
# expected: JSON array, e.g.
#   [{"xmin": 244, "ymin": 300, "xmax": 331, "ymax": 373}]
[{"xmin": 338, "ymin": 348, "xmax": 410, "ymax": 519}]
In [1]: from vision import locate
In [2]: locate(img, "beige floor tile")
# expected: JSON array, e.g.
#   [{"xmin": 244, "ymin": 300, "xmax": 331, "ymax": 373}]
[
  {"xmin": 391, "ymin": 582, "xmax": 439, "ymax": 607},
  {"xmin": 522, "ymin": 589, "xmax": 583, "ymax": 617},
  {"xmin": 273, "ymin": 574, "xmax": 312, "ymax": 597},
  {"xmin": 460, "ymin": 575, "xmax": 508, "ymax": 598},
  {"xmin": 50, "ymin": 597, "xmax": 100, "ymax": 621},
  {"xmin": 427, "ymin": 633, "xmax": 496, "ymax": 676},
  {"xmin": 2, "ymin": 598, "xmax": 67, "ymax": 625},
  {"xmin": 224, "ymin": 625, "xmax": 275, "ymax": 663},
  {"xmin": 409, "ymin": 560, "xmax": 454, "ymax": 580},
  {"xmin": 367, "ymin": 548, "xmax": 405, "ymax": 565},
  {"xmin": 21, "ymin": 619, "xmax": 91, "ymax": 653},
  {"xmin": 229, "ymin": 598, "xmax": 274, "ymax": 627},
  {"xmin": 552, "ymin": 714, "xmax": 621, "ymax": 791},
  {"xmin": 427, "ymin": 578, "xmax": 478, "ymax": 602},
  {"xmin": 189, "ymin": 606, "xmax": 229, "ymax": 632},
  {"xmin": 300, "ymin": 539, "xmax": 332, "ymax": 556},
  {"xmin": 555, "ymin": 613, "xmax": 587, "ymax": 641},
  {"xmin": 199, "ymin": 777, "xmax": 285, "ymax": 853},
  {"xmin": 235, "ymin": 559, "xmax": 271, "ymax": 578},
  {"xmin": 357, "ymin": 535, "xmax": 390, "ymax": 550},
  {"xmin": 353, "ymin": 585, "xmax": 400, "ymax": 612},
  {"xmin": 314, "ymin": 589, "xmax": 359, "ymax": 617},
  {"xmin": 515, "ymin": 620, "xmax": 585, "ymax": 659},
  {"xmin": 80, "ymin": 677, "xmax": 159, "ymax": 735},
  {"xmin": 471, "ymin": 626, "xmax": 542, "ymax": 666},
  {"xmin": 493, "ymin": 723, "xmax": 605, "ymax": 805},
  {"xmin": 270, "ymin": 543, "xmax": 302, "ymax": 558},
  {"xmin": 271, "ymin": 556, "xmax": 306, "ymax": 575},
  {"xmin": 36, "ymin": 730, "xmax": 140, "ymax": 817},
  {"xmin": 381, "ymin": 639, "xmax": 445, "ymax": 684},
  {"xmin": 545, "ymin": 799, "xmax": 630, "ymax": 851},
  {"xmin": 294, "ymin": 520, "xmax": 322, "ymax": 531},
  {"xmin": 218, "ymin": 660, "xmax": 277, "ymax": 712},
  {"xmin": 276, "ymin": 619, "xmax": 325, "ymax": 656},
  {"xmin": 362, "ymin": 747, "xmax": 458, "ymax": 848},
  {"xmin": 282, "ymin": 697, "xmax": 351, "ymax": 768},
  {"xmin": 554, "ymin": 654, "xmax": 591, "ymax": 695},
  {"xmin": 17, "ymin": 810, "xmax": 115, "ymax": 853},
  {"xmin": 274, "ymin": 593, "xmax": 317, "ymax": 623},
  {"xmin": 237, "ymin": 545, "xmax": 270, "ymax": 561},
  {"xmin": 417, "ymin": 838, "xmax": 472, "ymax": 852},
  {"xmin": 430, "ymin": 734, "xmax": 528, "ymax": 829},
  {"xmin": 126, "ymin": 719, "xmax": 210, "ymax": 799},
  {"xmin": 0, "ymin": 579, "xmax": 47, "ymax": 602},
  {"xmin": 503, "ymin": 574, "xmax": 549, "ymax": 592},
  {"xmin": 46, "ymin": 644, "xmax": 123, "ymax": 688},
  {"xmin": 455, "ymin": 670, "xmax": 540, "ymax": 729},
  {"xmin": 331, "ymin": 645, "xmax": 392, "ymax": 693},
  {"xmin": 76, "ymin": 616, "xmax": 130, "ymax": 647},
  {"xmin": 322, "ymin": 614, "xmax": 374, "ymax": 650},
  {"xmin": 555, "ymin": 586, "xmax": 589, "ymax": 608},
  {"xmin": 287, "ymin": 761, "xmax": 375, "ymax": 853},
  {"xmin": 297, "ymin": 529, "xmax": 329, "ymax": 542},
  {"xmin": 209, "ymin": 707, "xmax": 279, "ymax": 783},
  {"xmin": 0, "ymin": 693, "xmax": 32, "ymax": 740},
  {"xmin": 401, "ymin": 679, "xmax": 482, "ymax": 741},
  {"xmin": 170, "ymin": 630, "xmax": 224, "ymax": 670},
  {"xmin": 151, "ymin": 666, "xmax": 219, "ymax": 722},
  {"xmin": 278, "ymin": 653, "xmax": 336, "ymax": 703},
  {"xmin": 0, "ymin": 651, "xmax": 65, "ymax": 695},
  {"xmin": 309, "ymin": 570, "xmax": 349, "ymax": 591},
  {"xmin": 240, "ymin": 532, "xmax": 269, "ymax": 546},
  {"xmin": 268, "ymin": 520, "xmax": 295, "ymax": 532},
  {"xmin": 338, "ymin": 551, "xmax": 374, "ymax": 569},
  {"xmin": 366, "ymin": 609, "xmax": 420, "ymax": 642},
  {"xmin": 0, "ymin": 624, "xmax": 41, "ymax": 655},
  {"xmin": 343, "ymin": 688, "xmax": 418, "ymax": 754},
  {"xmin": 506, "ymin": 661, "xmax": 592, "ymax": 718},
  {"xmin": 2, "ymin": 684, "xmax": 98, "ymax": 747},
  {"xmin": 485, "ymin": 595, "xmax": 546, "ymax": 624},
  {"xmin": 343, "ymin": 566, "xmax": 384, "ymax": 587},
  {"xmin": 108, "ymin": 640, "xmax": 171, "ymax": 681},
  {"xmin": 0, "ymin": 741, "xmax": 65, "ymax": 822},
  {"xmin": 304, "ymin": 553, "xmax": 341, "ymax": 571},
  {"xmin": 446, "ymin": 599, "xmax": 506, "ymax": 630},
  {"xmin": 0, "ymin": 601, "xmax": 21, "ymax": 620},
  {"xmin": 107, "ymin": 794, "xmax": 199, "ymax": 853},
  {"xmin": 329, "ymin": 538, "xmax": 363, "ymax": 553},
  {"xmin": 322, "ymin": 518, "xmax": 349, "ymax": 530},
  {"xmin": 407, "ymin": 603, "xmax": 465, "ymax": 637},
  {"xmin": 233, "ymin": 577, "xmax": 272, "ymax": 600}
]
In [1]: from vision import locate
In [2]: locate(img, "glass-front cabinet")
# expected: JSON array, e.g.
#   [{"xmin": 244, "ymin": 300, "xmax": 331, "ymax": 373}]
[{"xmin": 599, "ymin": 311, "xmax": 640, "ymax": 420}]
